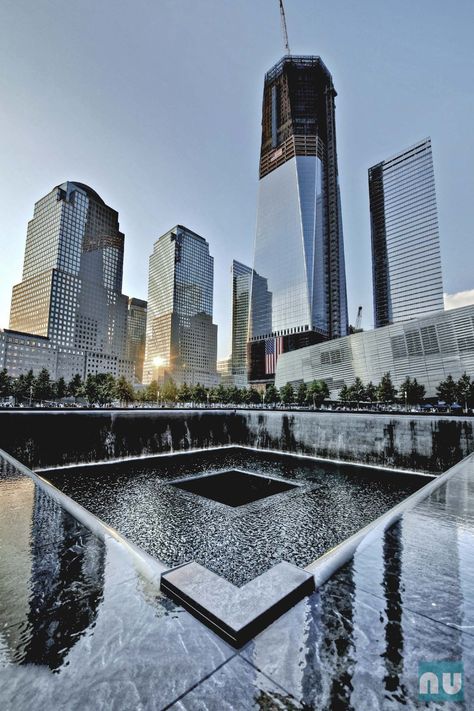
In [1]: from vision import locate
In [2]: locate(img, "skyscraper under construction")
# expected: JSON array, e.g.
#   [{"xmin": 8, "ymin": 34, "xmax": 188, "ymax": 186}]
[{"xmin": 248, "ymin": 56, "xmax": 348, "ymax": 384}]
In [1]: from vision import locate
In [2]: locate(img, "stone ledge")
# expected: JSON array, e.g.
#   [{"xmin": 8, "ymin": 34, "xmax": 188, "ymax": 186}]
[{"xmin": 160, "ymin": 560, "xmax": 315, "ymax": 647}]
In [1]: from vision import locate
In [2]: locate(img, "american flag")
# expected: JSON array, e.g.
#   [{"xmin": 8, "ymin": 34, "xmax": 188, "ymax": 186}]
[{"xmin": 265, "ymin": 336, "xmax": 284, "ymax": 374}]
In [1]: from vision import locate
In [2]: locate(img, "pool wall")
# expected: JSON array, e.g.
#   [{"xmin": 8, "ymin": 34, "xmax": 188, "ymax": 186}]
[{"xmin": 0, "ymin": 409, "xmax": 473, "ymax": 473}]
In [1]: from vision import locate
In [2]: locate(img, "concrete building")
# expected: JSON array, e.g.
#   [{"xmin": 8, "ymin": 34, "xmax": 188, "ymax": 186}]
[
  {"xmin": 248, "ymin": 56, "xmax": 349, "ymax": 384},
  {"xmin": 369, "ymin": 138, "xmax": 444, "ymax": 327},
  {"xmin": 126, "ymin": 297, "xmax": 147, "ymax": 383},
  {"xmin": 143, "ymin": 226, "xmax": 218, "ymax": 388},
  {"xmin": 7, "ymin": 182, "xmax": 134, "ymax": 381},
  {"xmin": 275, "ymin": 304, "xmax": 474, "ymax": 399}
]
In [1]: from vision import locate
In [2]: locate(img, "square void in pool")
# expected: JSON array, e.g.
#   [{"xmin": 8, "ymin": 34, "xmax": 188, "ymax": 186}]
[{"xmin": 172, "ymin": 469, "xmax": 298, "ymax": 507}]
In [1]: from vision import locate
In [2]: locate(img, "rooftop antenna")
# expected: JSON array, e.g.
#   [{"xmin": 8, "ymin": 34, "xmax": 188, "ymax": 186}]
[{"xmin": 278, "ymin": 0, "xmax": 291, "ymax": 55}]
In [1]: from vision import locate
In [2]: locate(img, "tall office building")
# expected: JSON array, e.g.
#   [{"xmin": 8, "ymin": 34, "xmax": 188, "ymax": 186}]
[
  {"xmin": 231, "ymin": 261, "xmax": 252, "ymax": 386},
  {"xmin": 143, "ymin": 225, "xmax": 218, "ymax": 388},
  {"xmin": 126, "ymin": 297, "xmax": 147, "ymax": 383},
  {"xmin": 248, "ymin": 56, "xmax": 348, "ymax": 384},
  {"xmin": 369, "ymin": 138, "xmax": 444, "ymax": 328},
  {"xmin": 9, "ymin": 182, "xmax": 133, "ymax": 380}
]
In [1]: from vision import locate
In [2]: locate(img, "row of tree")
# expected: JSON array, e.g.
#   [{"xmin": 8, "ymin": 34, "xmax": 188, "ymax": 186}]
[
  {"xmin": 338, "ymin": 372, "xmax": 474, "ymax": 408},
  {"xmin": 1, "ymin": 367, "xmax": 474, "ymax": 408}
]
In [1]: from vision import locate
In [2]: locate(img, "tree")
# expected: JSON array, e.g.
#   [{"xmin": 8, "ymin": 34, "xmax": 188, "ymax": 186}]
[
  {"xmin": 116, "ymin": 376, "xmax": 135, "ymax": 405},
  {"xmin": 348, "ymin": 377, "xmax": 365, "ymax": 406},
  {"xmin": 213, "ymin": 384, "xmax": 229, "ymax": 404},
  {"xmin": 55, "ymin": 377, "xmax": 67, "ymax": 400},
  {"xmin": 265, "ymin": 384, "xmax": 279, "ymax": 405},
  {"xmin": 296, "ymin": 382, "xmax": 308, "ymax": 406},
  {"xmin": 178, "ymin": 383, "xmax": 191, "ymax": 404},
  {"xmin": 146, "ymin": 380, "xmax": 158, "ymax": 402},
  {"xmin": 399, "ymin": 376, "xmax": 425, "ymax": 406},
  {"xmin": 246, "ymin": 388, "xmax": 261, "ymax": 405},
  {"xmin": 456, "ymin": 373, "xmax": 473, "ymax": 412},
  {"xmin": 410, "ymin": 378, "xmax": 426, "ymax": 404},
  {"xmin": 307, "ymin": 380, "xmax": 329, "ymax": 408},
  {"xmin": 33, "ymin": 368, "xmax": 53, "ymax": 402},
  {"xmin": 0, "ymin": 369, "xmax": 12, "ymax": 398},
  {"xmin": 84, "ymin": 374, "xmax": 99, "ymax": 405},
  {"xmin": 68, "ymin": 374, "xmax": 83, "ymax": 399},
  {"xmin": 364, "ymin": 381, "xmax": 377, "ymax": 403},
  {"xmin": 228, "ymin": 386, "xmax": 242, "ymax": 404},
  {"xmin": 436, "ymin": 375, "xmax": 457, "ymax": 406},
  {"xmin": 279, "ymin": 383, "xmax": 294, "ymax": 406},
  {"xmin": 191, "ymin": 383, "xmax": 207, "ymax": 404},
  {"xmin": 95, "ymin": 373, "xmax": 116, "ymax": 405},
  {"xmin": 12, "ymin": 374, "xmax": 29, "ymax": 403},
  {"xmin": 161, "ymin": 378, "xmax": 178, "ymax": 403},
  {"xmin": 338, "ymin": 384, "xmax": 351, "ymax": 403},
  {"xmin": 377, "ymin": 372, "xmax": 397, "ymax": 403}
]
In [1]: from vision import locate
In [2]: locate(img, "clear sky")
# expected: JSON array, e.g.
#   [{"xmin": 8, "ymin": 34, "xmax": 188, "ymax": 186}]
[{"xmin": 1, "ymin": 0, "xmax": 473, "ymax": 358}]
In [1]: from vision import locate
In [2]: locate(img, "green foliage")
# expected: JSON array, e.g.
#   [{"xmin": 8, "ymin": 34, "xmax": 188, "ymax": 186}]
[
  {"xmin": 456, "ymin": 373, "xmax": 474, "ymax": 409},
  {"xmin": 178, "ymin": 383, "xmax": 191, "ymax": 403},
  {"xmin": 0, "ymin": 369, "xmax": 12, "ymax": 398},
  {"xmin": 296, "ymin": 382, "xmax": 308, "ymax": 406},
  {"xmin": 55, "ymin": 377, "xmax": 67, "ymax": 400},
  {"xmin": 84, "ymin": 373, "xmax": 116, "ymax": 405},
  {"xmin": 246, "ymin": 387, "xmax": 262, "ymax": 405},
  {"xmin": 307, "ymin": 380, "xmax": 329, "ymax": 407},
  {"xmin": 146, "ymin": 380, "xmax": 158, "ymax": 402},
  {"xmin": 68, "ymin": 374, "xmax": 83, "ymax": 398},
  {"xmin": 161, "ymin": 378, "xmax": 178, "ymax": 402},
  {"xmin": 347, "ymin": 377, "xmax": 365, "ymax": 403},
  {"xmin": 191, "ymin": 383, "xmax": 207, "ymax": 403},
  {"xmin": 228, "ymin": 386, "xmax": 242, "ymax": 404},
  {"xmin": 265, "ymin": 384, "xmax": 279, "ymax": 404},
  {"xmin": 279, "ymin": 382, "xmax": 294, "ymax": 405},
  {"xmin": 376, "ymin": 372, "xmax": 397, "ymax": 403},
  {"xmin": 33, "ymin": 368, "xmax": 53, "ymax": 402},
  {"xmin": 398, "ymin": 376, "xmax": 426, "ymax": 405},
  {"xmin": 364, "ymin": 381, "xmax": 377, "ymax": 402},
  {"xmin": 338, "ymin": 384, "xmax": 350, "ymax": 403},
  {"xmin": 436, "ymin": 374, "xmax": 458, "ymax": 405},
  {"xmin": 116, "ymin": 376, "xmax": 135, "ymax": 404}
]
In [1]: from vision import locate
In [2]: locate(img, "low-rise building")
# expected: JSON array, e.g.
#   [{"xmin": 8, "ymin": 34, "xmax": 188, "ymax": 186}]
[{"xmin": 275, "ymin": 304, "xmax": 474, "ymax": 399}]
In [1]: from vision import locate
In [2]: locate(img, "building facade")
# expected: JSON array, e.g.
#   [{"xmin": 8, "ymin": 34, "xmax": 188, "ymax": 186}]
[
  {"xmin": 8, "ymin": 182, "xmax": 134, "ymax": 380},
  {"xmin": 248, "ymin": 55, "xmax": 348, "ymax": 385},
  {"xmin": 369, "ymin": 138, "xmax": 444, "ymax": 328},
  {"xmin": 143, "ymin": 226, "xmax": 218, "ymax": 388},
  {"xmin": 231, "ymin": 260, "xmax": 252, "ymax": 387},
  {"xmin": 275, "ymin": 304, "xmax": 474, "ymax": 399},
  {"xmin": 126, "ymin": 297, "xmax": 147, "ymax": 383}
]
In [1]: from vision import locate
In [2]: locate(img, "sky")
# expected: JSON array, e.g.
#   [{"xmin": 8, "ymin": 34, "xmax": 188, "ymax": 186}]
[{"xmin": 1, "ymin": 0, "xmax": 473, "ymax": 358}]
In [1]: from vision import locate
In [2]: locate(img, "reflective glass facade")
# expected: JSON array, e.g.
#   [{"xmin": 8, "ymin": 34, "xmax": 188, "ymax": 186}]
[
  {"xmin": 369, "ymin": 138, "xmax": 444, "ymax": 328},
  {"xmin": 143, "ymin": 226, "xmax": 218, "ymax": 387},
  {"xmin": 8, "ymin": 182, "xmax": 133, "ymax": 380},
  {"xmin": 249, "ymin": 56, "xmax": 348, "ymax": 383},
  {"xmin": 231, "ymin": 261, "xmax": 252, "ymax": 384},
  {"xmin": 276, "ymin": 305, "xmax": 474, "ymax": 399},
  {"xmin": 126, "ymin": 297, "xmax": 147, "ymax": 383}
]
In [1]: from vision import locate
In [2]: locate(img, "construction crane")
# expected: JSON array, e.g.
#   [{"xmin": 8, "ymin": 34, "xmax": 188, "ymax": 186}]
[
  {"xmin": 355, "ymin": 306, "xmax": 363, "ymax": 331},
  {"xmin": 278, "ymin": 0, "xmax": 291, "ymax": 55}
]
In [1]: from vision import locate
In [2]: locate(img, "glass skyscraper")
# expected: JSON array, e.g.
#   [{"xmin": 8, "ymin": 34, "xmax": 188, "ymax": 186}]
[
  {"xmin": 143, "ymin": 225, "xmax": 218, "ymax": 388},
  {"xmin": 126, "ymin": 297, "xmax": 147, "ymax": 383},
  {"xmin": 9, "ymin": 182, "xmax": 133, "ymax": 380},
  {"xmin": 248, "ymin": 56, "xmax": 348, "ymax": 384},
  {"xmin": 369, "ymin": 138, "xmax": 444, "ymax": 328},
  {"xmin": 231, "ymin": 260, "xmax": 252, "ymax": 386}
]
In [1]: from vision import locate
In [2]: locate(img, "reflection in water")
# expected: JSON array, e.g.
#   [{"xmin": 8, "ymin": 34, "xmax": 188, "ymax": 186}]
[
  {"xmin": 382, "ymin": 519, "xmax": 406, "ymax": 698},
  {"xmin": 20, "ymin": 488, "xmax": 105, "ymax": 671}
]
